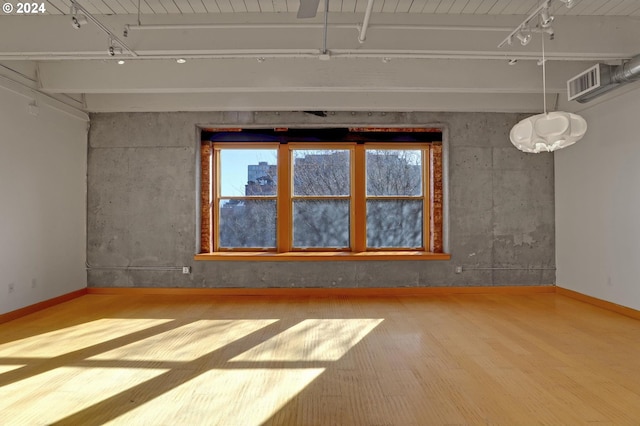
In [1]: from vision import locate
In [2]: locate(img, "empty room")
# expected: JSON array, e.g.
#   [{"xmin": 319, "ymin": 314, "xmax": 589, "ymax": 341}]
[{"xmin": 1, "ymin": 0, "xmax": 640, "ymax": 424}]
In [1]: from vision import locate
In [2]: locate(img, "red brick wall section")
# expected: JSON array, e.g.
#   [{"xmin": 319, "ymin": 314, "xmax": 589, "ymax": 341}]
[
  {"xmin": 200, "ymin": 142, "xmax": 212, "ymax": 253},
  {"xmin": 430, "ymin": 144, "xmax": 443, "ymax": 253}
]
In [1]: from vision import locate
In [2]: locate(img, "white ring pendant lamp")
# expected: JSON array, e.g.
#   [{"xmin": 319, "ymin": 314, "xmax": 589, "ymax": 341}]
[{"xmin": 510, "ymin": 111, "xmax": 587, "ymax": 153}]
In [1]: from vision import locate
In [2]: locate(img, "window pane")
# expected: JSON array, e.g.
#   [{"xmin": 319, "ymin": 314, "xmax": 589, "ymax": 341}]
[
  {"xmin": 219, "ymin": 199, "xmax": 276, "ymax": 248},
  {"xmin": 293, "ymin": 150, "xmax": 350, "ymax": 196},
  {"xmin": 367, "ymin": 200, "xmax": 422, "ymax": 248},
  {"xmin": 366, "ymin": 150, "xmax": 422, "ymax": 196},
  {"xmin": 293, "ymin": 200, "xmax": 350, "ymax": 248},
  {"xmin": 220, "ymin": 149, "xmax": 277, "ymax": 197}
]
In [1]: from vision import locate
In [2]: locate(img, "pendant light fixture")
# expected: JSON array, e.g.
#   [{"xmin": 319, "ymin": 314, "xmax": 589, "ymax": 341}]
[{"xmin": 500, "ymin": 0, "xmax": 587, "ymax": 153}]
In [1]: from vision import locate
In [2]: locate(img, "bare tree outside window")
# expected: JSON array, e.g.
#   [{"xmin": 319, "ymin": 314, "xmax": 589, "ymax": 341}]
[
  {"xmin": 366, "ymin": 150, "xmax": 423, "ymax": 248},
  {"xmin": 293, "ymin": 150, "xmax": 351, "ymax": 248},
  {"xmin": 293, "ymin": 151, "xmax": 350, "ymax": 196},
  {"xmin": 366, "ymin": 150, "xmax": 422, "ymax": 196},
  {"xmin": 366, "ymin": 200, "xmax": 422, "ymax": 248},
  {"xmin": 219, "ymin": 199, "xmax": 277, "ymax": 248}
]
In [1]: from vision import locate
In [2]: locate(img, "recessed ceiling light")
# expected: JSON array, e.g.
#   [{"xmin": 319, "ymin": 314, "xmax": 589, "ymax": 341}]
[
  {"xmin": 117, "ymin": 60, "xmax": 125, "ymax": 65},
  {"xmin": 176, "ymin": 58, "xmax": 186, "ymax": 64}
]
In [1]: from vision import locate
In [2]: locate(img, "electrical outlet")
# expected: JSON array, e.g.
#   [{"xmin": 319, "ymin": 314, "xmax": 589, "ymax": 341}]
[
  {"xmin": 455, "ymin": 266, "xmax": 463, "ymax": 274},
  {"xmin": 8, "ymin": 283, "xmax": 15, "ymax": 293},
  {"xmin": 182, "ymin": 266, "xmax": 191, "ymax": 274},
  {"xmin": 31, "ymin": 278, "xmax": 37, "ymax": 288}
]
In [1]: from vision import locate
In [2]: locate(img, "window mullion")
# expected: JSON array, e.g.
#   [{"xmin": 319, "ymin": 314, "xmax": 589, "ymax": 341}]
[
  {"xmin": 212, "ymin": 148, "xmax": 221, "ymax": 252},
  {"xmin": 353, "ymin": 145, "xmax": 366, "ymax": 252},
  {"xmin": 277, "ymin": 144, "xmax": 291, "ymax": 253}
]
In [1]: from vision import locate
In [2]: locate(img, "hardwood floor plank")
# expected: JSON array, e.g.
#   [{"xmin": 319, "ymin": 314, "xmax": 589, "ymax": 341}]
[{"xmin": 1, "ymin": 293, "xmax": 640, "ymax": 425}]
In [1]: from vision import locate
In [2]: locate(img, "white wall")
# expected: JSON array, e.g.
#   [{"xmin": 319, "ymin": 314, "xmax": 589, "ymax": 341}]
[
  {"xmin": 0, "ymin": 84, "xmax": 88, "ymax": 315},
  {"xmin": 556, "ymin": 86, "xmax": 640, "ymax": 311}
]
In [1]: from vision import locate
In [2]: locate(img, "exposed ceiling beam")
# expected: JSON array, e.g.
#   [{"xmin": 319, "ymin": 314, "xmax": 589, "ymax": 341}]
[
  {"xmin": 0, "ymin": 73, "xmax": 88, "ymax": 120},
  {"xmin": 0, "ymin": 14, "xmax": 638, "ymax": 61},
  {"xmin": 37, "ymin": 58, "xmax": 594, "ymax": 94},
  {"xmin": 84, "ymin": 92, "xmax": 549, "ymax": 113}
]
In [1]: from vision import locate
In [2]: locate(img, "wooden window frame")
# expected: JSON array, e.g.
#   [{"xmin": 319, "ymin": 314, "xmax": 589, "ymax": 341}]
[
  {"xmin": 288, "ymin": 143, "xmax": 354, "ymax": 252},
  {"xmin": 197, "ymin": 139, "xmax": 449, "ymax": 262},
  {"xmin": 363, "ymin": 144, "xmax": 427, "ymax": 251},
  {"xmin": 213, "ymin": 143, "xmax": 279, "ymax": 252}
]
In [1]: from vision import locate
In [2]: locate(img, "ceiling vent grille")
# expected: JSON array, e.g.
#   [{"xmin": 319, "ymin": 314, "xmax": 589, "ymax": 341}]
[
  {"xmin": 568, "ymin": 65, "xmax": 599, "ymax": 100},
  {"xmin": 568, "ymin": 54, "xmax": 640, "ymax": 103},
  {"xmin": 567, "ymin": 64, "xmax": 617, "ymax": 102}
]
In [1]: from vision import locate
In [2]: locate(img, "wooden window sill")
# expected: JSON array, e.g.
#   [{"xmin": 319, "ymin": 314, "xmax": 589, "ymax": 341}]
[{"xmin": 194, "ymin": 252, "xmax": 451, "ymax": 261}]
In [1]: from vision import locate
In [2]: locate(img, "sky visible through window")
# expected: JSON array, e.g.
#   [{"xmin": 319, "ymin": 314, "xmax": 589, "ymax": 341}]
[
  {"xmin": 219, "ymin": 148, "xmax": 423, "ymax": 197},
  {"xmin": 220, "ymin": 149, "xmax": 278, "ymax": 197}
]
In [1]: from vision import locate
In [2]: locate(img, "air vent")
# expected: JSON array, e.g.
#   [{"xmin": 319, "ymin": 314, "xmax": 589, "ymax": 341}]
[
  {"xmin": 567, "ymin": 64, "xmax": 618, "ymax": 103},
  {"xmin": 567, "ymin": 65, "xmax": 601, "ymax": 101},
  {"xmin": 567, "ymin": 55, "xmax": 640, "ymax": 103}
]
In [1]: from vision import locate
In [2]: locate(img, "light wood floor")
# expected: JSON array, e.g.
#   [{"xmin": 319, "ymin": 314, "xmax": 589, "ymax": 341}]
[{"xmin": 1, "ymin": 293, "xmax": 640, "ymax": 425}]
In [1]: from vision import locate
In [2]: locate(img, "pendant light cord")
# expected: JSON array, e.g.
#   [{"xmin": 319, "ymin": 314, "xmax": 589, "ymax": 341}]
[{"xmin": 542, "ymin": 32, "xmax": 547, "ymax": 115}]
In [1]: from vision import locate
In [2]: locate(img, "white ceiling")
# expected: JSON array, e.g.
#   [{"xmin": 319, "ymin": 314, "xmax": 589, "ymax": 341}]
[
  {"xmin": 1, "ymin": 0, "xmax": 639, "ymax": 113},
  {"xmin": 41, "ymin": 0, "xmax": 640, "ymax": 16}
]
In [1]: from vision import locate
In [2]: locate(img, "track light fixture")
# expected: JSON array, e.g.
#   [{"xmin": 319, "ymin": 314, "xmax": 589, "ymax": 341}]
[
  {"xmin": 70, "ymin": 6, "xmax": 87, "ymax": 29},
  {"xmin": 516, "ymin": 30, "xmax": 532, "ymax": 46},
  {"xmin": 69, "ymin": 0, "xmax": 138, "ymax": 57},
  {"xmin": 538, "ymin": 26, "xmax": 555, "ymax": 41},
  {"xmin": 107, "ymin": 38, "xmax": 123, "ymax": 57},
  {"xmin": 498, "ymin": 0, "xmax": 570, "ymax": 49},
  {"xmin": 71, "ymin": 15, "xmax": 87, "ymax": 29},
  {"xmin": 539, "ymin": 7, "xmax": 554, "ymax": 28}
]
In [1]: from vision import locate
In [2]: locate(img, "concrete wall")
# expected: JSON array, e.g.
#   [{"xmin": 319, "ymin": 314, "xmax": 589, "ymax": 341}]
[
  {"xmin": 87, "ymin": 111, "xmax": 555, "ymax": 288},
  {"xmin": 0, "ymin": 86, "xmax": 88, "ymax": 315},
  {"xmin": 556, "ymin": 88, "xmax": 640, "ymax": 310}
]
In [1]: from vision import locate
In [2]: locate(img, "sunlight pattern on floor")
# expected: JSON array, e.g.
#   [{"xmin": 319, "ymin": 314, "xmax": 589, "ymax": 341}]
[
  {"xmin": 0, "ymin": 366, "xmax": 168, "ymax": 424},
  {"xmin": 0, "ymin": 310, "xmax": 382, "ymax": 425},
  {"xmin": 231, "ymin": 318, "xmax": 384, "ymax": 362},
  {"xmin": 0, "ymin": 318, "xmax": 173, "ymax": 358},
  {"xmin": 89, "ymin": 319, "xmax": 278, "ymax": 362},
  {"xmin": 106, "ymin": 368, "xmax": 326, "ymax": 425}
]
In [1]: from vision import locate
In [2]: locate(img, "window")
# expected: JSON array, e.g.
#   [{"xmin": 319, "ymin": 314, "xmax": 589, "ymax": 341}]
[
  {"xmin": 292, "ymin": 149, "xmax": 351, "ymax": 249},
  {"xmin": 198, "ymin": 129, "xmax": 447, "ymax": 260},
  {"xmin": 218, "ymin": 148, "xmax": 278, "ymax": 249}
]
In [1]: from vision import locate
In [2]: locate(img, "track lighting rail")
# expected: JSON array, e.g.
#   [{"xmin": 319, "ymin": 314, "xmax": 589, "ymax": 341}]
[
  {"xmin": 498, "ymin": 0, "xmax": 553, "ymax": 48},
  {"xmin": 70, "ymin": 0, "xmax": 138, "ymax": 57},
  {"xmin": 497, "ymin": 0, "xmax": 575, "ymax": 49}
]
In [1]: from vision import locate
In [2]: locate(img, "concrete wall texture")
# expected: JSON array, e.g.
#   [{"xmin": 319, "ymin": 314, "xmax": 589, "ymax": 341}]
[{"xmin": 87, "ymin": 111, "xmax": 555, "ymax": 288}]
